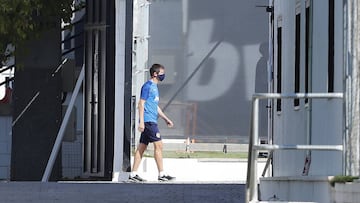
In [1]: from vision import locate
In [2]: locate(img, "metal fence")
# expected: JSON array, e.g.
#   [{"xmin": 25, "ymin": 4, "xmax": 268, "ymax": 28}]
[{"xmin": 245, "ymin": 93, "xmax": 344, "ymax": 203}]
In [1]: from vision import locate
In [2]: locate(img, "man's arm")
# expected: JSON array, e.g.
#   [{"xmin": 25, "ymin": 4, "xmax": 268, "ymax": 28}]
[
  {"xmin": 158, "ymin": 106, "xmax": 174, "ymax": 128},
  {"xmin": 138, "ymin": 99, "xmax": 146, "ymax": 132}
]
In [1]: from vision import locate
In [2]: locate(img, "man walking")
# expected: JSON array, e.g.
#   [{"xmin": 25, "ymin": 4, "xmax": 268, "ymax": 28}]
[{"xmin": 129, "ymin": 64, "xmax": 176, "ymax": 182}]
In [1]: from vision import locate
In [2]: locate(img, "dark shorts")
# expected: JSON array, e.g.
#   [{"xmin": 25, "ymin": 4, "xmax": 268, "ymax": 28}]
[{"xmin": 140, "ymin": 122, "xmax": 162, "ymax": 145}]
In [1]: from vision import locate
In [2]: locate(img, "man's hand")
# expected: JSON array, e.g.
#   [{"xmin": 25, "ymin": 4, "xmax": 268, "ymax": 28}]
[
  {"xmin": 165, "ymin": 119, "xmax": 174, "ymax": 128},
  {"xmin": 138, "ymin": 122, "xmax": 145, "ymax": 132}
]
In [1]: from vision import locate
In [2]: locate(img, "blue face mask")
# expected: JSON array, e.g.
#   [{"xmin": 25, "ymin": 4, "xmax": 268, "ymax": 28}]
[{"xmin": 157, "ymin": 74, "xmax": 165, "ymax": 81}]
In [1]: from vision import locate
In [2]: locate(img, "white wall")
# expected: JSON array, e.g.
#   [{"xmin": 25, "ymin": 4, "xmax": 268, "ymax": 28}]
[
  {"xmin": 272, "ymin": 0, "xmax": 343, "ymax": 177},
  {"xmin": 309, "ymin": 0, "xmax": 343, "ymax": 176},
  {"xmin": 273, "ymin": 0, "xmax": 307, "ymax": 176},
  {"xmin": 112, "ymin": 0, "xmax": 127, "ymax": 182}
]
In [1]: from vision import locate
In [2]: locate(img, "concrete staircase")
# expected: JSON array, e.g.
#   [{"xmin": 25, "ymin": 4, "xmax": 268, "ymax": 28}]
[{"xmin": 259, "ymin": 176, "xmax": 333, "ymax": 202}]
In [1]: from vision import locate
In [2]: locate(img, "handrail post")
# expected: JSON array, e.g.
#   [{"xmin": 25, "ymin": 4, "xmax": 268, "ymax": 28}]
[
  {"xmin": 252, "ymin": 97, "xmax": 259, "ymax": 201},
  {"xmin": 245, "ymin": 93, "xmax": 344, "ymax": 203},
  {"xmin": 245, "ymin": 99, "xmax": 254, "ymax": 203},
  {"xmin": 262, "ymin": 151, "xmax": 273, "ymax": 177},
  {"xmin": 246, "ymin": 97, "xmax": 259, "ymax": 202}
]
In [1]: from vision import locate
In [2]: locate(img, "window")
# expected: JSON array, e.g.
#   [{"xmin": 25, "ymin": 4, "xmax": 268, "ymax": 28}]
[
  {"xmin": 305, "ymin": 4, "xmax": 310, "ymax": 104},
  {"xmin": 294, "ymin": 13, "xmax": 300, "ymax": 107},
  {"xmin": 276, "ymin": 26, "xmax": 282, "ymax": 112},
  {"xmin": 328, "ymin": 0, "xmax": 334, "ymax": 92}
]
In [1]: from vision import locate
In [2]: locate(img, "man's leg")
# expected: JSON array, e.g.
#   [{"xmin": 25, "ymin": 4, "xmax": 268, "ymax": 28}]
[
  {"xmin": 153, "ymin": 140, "xmax": 164, "ymax": 172},
  {"xmin": 154, "ymin": 140, "xmax": 176, "ymax": 181},
  {"xmin": 132, "ymin": 143, "xmax": 147, "ymax": 172},
  {"xmin": 129, "ymin": 143, "xmax": 147, "ymax": 181}
]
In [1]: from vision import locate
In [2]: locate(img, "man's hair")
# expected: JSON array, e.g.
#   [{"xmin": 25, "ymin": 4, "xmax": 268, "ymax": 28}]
[{"xmin": 149, "ymin": 63, "xmax": 164, "ymax": 77}]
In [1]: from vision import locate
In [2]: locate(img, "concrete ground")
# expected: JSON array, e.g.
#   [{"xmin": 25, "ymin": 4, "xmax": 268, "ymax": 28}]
[
  {"xmin": 0, "ymin": 156, "xmax": 266, "ymax": 203},
  {"xmin": 137, "ymin": 141, "xmax": 265, "ymax": 183},
  {"xmin": 131, "ymin": 157, "xmax": 266, "ymax": 183},
  {"xmin": 0, "ymin": 142, "xmax": 263, "ymax": 203},
  {"xmin": 0, "ymin": 181, "xmax": 245, "ymax": 203}
]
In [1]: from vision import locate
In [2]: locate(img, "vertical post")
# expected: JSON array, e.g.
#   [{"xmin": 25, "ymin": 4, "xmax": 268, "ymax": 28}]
[
  {"xmin": 343, "ymin": 0, "xmax": 349, "ymax": 176},
  {"xmin": 303, "ymin": 0, "xmax": 314, "ymax": 176},
  {"xmin": 133, "ymin": 0, "xmax": 150, "ymax": 147},
  {"xmin": 112, "ymin": 0, "xmax": 133, "ymax": 181},
  {"xmin": 345, "ymin": 0, "xmax": 360, "ymax": 176},
  {"xmin": 92, "ymin": 30, "xmax": 99, "ymax": 173},
  {"xmin": 354, "ymin": 0, "xmax": 360, "ymax": 177},
  {"xmin": 252, "ymin": 98, "xmax": 259, "ymax": 201},
  {"xmin": 112, "ymin": 0, "xmax": 126, "ymax": 181},
  {"xmin": 245, "ymin": 99, "xmax": 254, "ymax": 203},
  {"xmin": 246, "ymin": 97, "xmax": 260, "ymax": 203},
  {"xmin": 267, "ymin": 0, "xmax": 274, "ymax": 157}
]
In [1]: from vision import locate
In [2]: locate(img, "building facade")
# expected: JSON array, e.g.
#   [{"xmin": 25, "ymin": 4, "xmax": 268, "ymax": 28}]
[{"xmin": 270, "ymin": 0, "xmax": 344, "ymax": 177}]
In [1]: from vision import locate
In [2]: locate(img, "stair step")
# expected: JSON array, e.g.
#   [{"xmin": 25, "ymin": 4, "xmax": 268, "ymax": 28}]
[{"xmin": 255, "ymin": 201, "xmax": 317, "ymax": 203}]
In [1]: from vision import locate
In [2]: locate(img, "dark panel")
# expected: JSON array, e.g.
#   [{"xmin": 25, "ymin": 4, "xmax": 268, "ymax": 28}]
[
  {"xmin": 11, "ymin": 69, "xmax": 62, "ymax": 180},
  {"xmin": 75, "ymin": 18, "xmax": 85, "ymax": 67},
  {"xmin": 328, "ymin": 0, "xmax": 334, "ymax": 92},
  {"xmin": 276, "ymin": 27, "xmax": 282, "ymax": 112},
  {"xmin": 84, "ymin": 0, "xmax": 115, "ymax": 179},
  {"xmin": 294, "ymin": 14, "xmax": 300, "ymax": 107},
  {"xmin": 305, "ymin": 6, "xmax": 310, "ymax": 104},
  {"xmin": 104, "ymin": 0, "xmax": 116, "ymax": 178},
  {"xmin": 11, "ymin": 25, "xmax": 62, "ymax": 181},
  {"xmin": 123, "ymin": 0, "xmax": 133, "ymax": 172}
]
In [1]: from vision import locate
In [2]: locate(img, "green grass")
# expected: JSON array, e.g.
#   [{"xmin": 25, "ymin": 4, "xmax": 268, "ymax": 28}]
[
  {"xmin": 141, "ymin": 150, "xmax": 248, "ymax": 159},
  {"xmin": 330, "ymin": 175, "xmax": 359, "ymax": 187}
]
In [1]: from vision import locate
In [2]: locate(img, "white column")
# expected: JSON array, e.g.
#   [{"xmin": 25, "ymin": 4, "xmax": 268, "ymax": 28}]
[
  {"xmin": 133, "ymin": 0, "xmax": 149, "ymax": 149},
  {"xmin": 345, "ymin": 0, "xmax": 360, "ymax": 176},
  {"xmin": 112, "ymin": 0, "xmax": 127, "ymax": 182}
]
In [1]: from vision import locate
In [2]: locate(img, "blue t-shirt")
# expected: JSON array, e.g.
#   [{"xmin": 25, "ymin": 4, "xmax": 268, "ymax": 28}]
[{"xmin": 140, "ymin": 80, "xmax": 159, "ymax": 123}]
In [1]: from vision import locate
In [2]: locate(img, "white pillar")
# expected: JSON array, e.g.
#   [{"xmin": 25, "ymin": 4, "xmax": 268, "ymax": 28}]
[
  {"xmin": 344, "ymin": 0, "xmax": 360, "ymax": 176},
  {"xmin": 112, "ymin": 0, "xmax": 127, "ymax": 182},
  {"xmin": 133, "ymin": 0, "xmax": 150, "ymax": 149}
]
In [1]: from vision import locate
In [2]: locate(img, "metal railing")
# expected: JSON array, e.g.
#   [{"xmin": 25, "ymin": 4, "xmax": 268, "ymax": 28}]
[
  {"xmin": 245, "ymin": 93, "xmax": 344, "ymax": 203},
  {"xmin": 0, "ymin": 65, "xmax": 15, "ymax": 87},
  {"xmin": 42, "ymin": 64, "xmax": 84, "ymax": 182}
]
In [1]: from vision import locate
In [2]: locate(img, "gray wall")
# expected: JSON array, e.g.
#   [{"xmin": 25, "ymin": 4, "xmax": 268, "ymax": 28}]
[
  {"xmin": 148, "ymin": 0, "xmax": 269, "ymax": 142},
  {"xmin": 0, "ymin": 116, "xmax": 11, "ymax": 179}
]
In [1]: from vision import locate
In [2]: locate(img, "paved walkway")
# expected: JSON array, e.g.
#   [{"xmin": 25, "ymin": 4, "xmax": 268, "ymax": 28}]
[
  {"xmin": 0, "ymin": 157, "xmax": 259, "ymax": 202},
  {"xmin": 0, "ymin": 181, "xmax": 245, "ymax": 203},
  {"xmin": 1, "ymin": 144, "xmax": 263, "ymax": 203},
  {"xmin": 132, "ymin": 157, "xmax": 266, "ymax": 183}
]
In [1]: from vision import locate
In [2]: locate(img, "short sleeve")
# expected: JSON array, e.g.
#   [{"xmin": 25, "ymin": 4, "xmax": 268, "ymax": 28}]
[{"xmin": 140, "ymin": 83, "xmax": 150, "ymax": 100}]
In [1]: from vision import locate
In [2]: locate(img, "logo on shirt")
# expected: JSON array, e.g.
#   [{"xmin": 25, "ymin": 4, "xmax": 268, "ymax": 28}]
[{"xmin": 155, "ymin": 96, "xmax": 159, "ymax": 102}]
